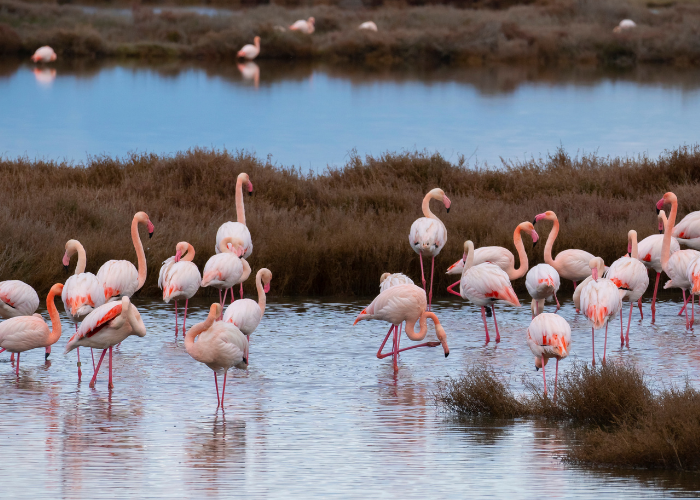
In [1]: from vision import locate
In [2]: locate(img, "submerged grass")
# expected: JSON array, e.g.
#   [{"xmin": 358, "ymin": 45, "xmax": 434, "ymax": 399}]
[{"xmin": 1, "ymin": 145, "xmax": 700, "ymax": 298}]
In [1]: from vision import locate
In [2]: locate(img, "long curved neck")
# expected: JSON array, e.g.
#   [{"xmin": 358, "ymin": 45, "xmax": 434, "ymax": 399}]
[
  {"xmin": 184, "ymin": 317, "xmax": 214, "ymax": 356},
  {"xmin": 630, "ymin": 233, "xmax": 638, "ymax": 259},
  {"xmin": 510, "ymin": 225, "xmax": 528, "ymax": 280},
  {"xmin": 183, "ymin": 244, "xmax": 195, "ymax": 262},
  {"xmin": 421, "ymin": 193, "xmax": 436, "ymax": 220},
  {"xmin": 236, "ymin": 176, "xmax": 246, "ymax": 226},
  {"xmin": 131, "ymin": 217, "xmax": 147, "ymax": 290},
  {"xmin": 256, "ymin": 273, "xmax": 266, "ymax": 316},
  {"xmin": 46, "ymin": 289, "xmax": 62, "ymax": 344},
  {"xmin": 73, "ymin": 243, "xmax": 86, "ymax": 275},
  {"xmin": 544, "ymin": 218, "xmax": 559, "ymax": 267},
  {"xmin": 405, "ymin": 312, "xmax": 429, "ymax": 341},
  {"xmin": 462, "ymin": 244, "xmax": 474, "ymax": 276},
  {"xmin": 661, "ymin": 199, "xmax": 678, "ymax": 272}
]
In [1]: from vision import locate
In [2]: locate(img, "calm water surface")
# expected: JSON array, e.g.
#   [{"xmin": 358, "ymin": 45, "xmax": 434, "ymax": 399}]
[
  {"xmin": 2, "ymin": 61, "xmax": 700, "ymax": 170},
  {"xmin": 1, "ymin": 293, "xmax": 700, "ymax": 498}
]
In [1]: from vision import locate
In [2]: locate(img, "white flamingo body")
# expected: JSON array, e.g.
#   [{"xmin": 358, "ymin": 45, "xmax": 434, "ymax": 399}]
[
  {"xmin": 289, "ymin": 17, "xmax": 315, "ymax": 34},
  {"xmin": 62, "ymin": 273, "xmax": 105, "ymax": 324},
  {"xmin": 664, "ymin": 250, "xmax": 700, "ymax": 291},
  {"xmin": 606, "ymin": 257, "xmax": 649, "ymax": 302},
  {"xmin": 0, "ymin": 315, "xmax": 52, "ymax": 353},
  {"xmin": 379, "ymin": 273, "xmax": 414, "ymax": 292},
  {"xmin": 673, "ymin": 212, "xmax": 700, "ymax": 250},
  {"xmin": 0, "ymin": 280, "xmax": 40, "ymax": 319},
  {"xmin": 460, "ymin": 263, "xmax": 520, "ymax": 308},
  {"xmin": 223, "ymin": 268, "xmax": 271, "ymax": 341},
  {"xmin": 637, "ymin": 234, "xmax": 679, "ymax": 273},
  {"xmin": 237, "ymin": 36, "xmax": 260, "ymax": 60},
  {"xmin": 215, "ymin": 222, "xmax": 252, "ymax": 258},
  {"xmin": 31, "ymin": 46, "xmax": 56, "ymax": 63},
  {"xmin": 447, "ymin": 247, "xmax": 511, "ymax": 275},
  {"xmin": 358, "ymin": 21, "xmax": 378, "ymax": 31},
  {"xmin": 549, "ymin": 249, "xmax": 595, "ymax": 282},
  {"xmin": 359, "ymin": 284, "xmax": 426, "ymax": 326},
  {"xmin": 409, "ymin": 217, "xmax": 447, "ymax": 258},
  {"xmin": 526, "ymin": 264, "xmax": 560, "ymax": 301},
  {"xmin": 159, "ymin": 259, "xmax": 201, "ymax": 302},
  {"xmin": 579, "ymin": 278, "xmax": 623, "ymax": 329},
  {"xmin": 202, "ymin": 253, "xmax": 245, "ymax": 290},
  {"xmin": 527, "ymin": 313, "xmax": 571, "ymax": 361},
  {"xmin": 64, "ymin": 298, "xmax": 145, "ymax": 352}
]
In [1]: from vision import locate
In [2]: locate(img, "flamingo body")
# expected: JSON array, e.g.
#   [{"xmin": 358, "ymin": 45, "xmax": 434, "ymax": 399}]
[
  {"xmin": 358, "ymin": 21, "xmax": 378, "ymax": 31},
  {"xmin": 606, "ymin": 257, "xmax": 649, "ymax": 302},
  {"xmin": 31, "ymin": 46, "xmax": 56, "ymax": 62},
  {"xmin": 637, "ymin": 234, "xmax": 679, "ymax": 273},
  {"xmin": 159, "ymin": 259, "xmax": 201, "ymax": 302},
  {"xmin": 215, "ymin": 222, "xmax": 252, "ymax": 258},
  {"xmin": 237, "ymin": 36, "xmax": 260, "ymax": 60},
  {"xmin": 526, "ymin": 313, "xmax": 571, "ymax": 361},
  {"xmin": 579, "ymin": 278, "xmax": 622, "ymax": 329},
  {"xmin": 664, "ymin": 250, "xmax": 700, "ymax": 291},
  {"xmin": 460, "ymin": 263, "xmax": 520, "ymax": 308},
  {"xmin": 64, "ymin": 298, "xmax": 146, "ymax": 352},
  {"xmin": 0, "ymin": 315, "xmax": 52, "ymax": 353},
  {"xmin": 0, "ymin": 280, "xmax": 40, "ymax": 319},
  {"xmin": 379, "ymin": 273, "xmax": 414, "ymax": 292},
  {"xmin": 526, "ymin": 264, "xmax": 560, "ymax": 301},
  {"xmin": 673, "ymin": 212, "xmax": 700, "ymax": 250},
  {"xmin": 189, "ymin": 321, "xmax": 249, "ymax": 374},
  {"xmin": 289, "ymin": 17, "xmax": 315, "ymax": 34},
  {"xmin": 202, "ymin": 253, "xmax": 245, "ymax": 289},
  {"xmin": 62, "ymin": 272, "xmax": 105, "ymax": 324},
  {"xmin": 96, "ymin": 260, "xmax": 139, "ymax": 300},
  {"xmin": 409, "ymin": 217, "xmax": 446, "ymax": 258}
]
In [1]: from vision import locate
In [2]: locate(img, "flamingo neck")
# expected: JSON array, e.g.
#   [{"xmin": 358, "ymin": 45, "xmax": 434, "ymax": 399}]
[
  {"xmin": 256, "ymin": 272, "xmax": 267, "ymax": 316},
  {"xmin": 544, "ymin": 217, "xmax": 559, "ymax": 268},
  {"xmin": 629, "ymin": 233, "xmax": 638, "ymax": 259},
  {"xmin": 73, "ymin": 242, "xmax": 87, "ymax": 275},
  {"xmin": 183, "ymin": 243, "xmax": 195, "ymax": 262},
  {"xmin": 421, "ymin": 192, "xmax": 437, "ymax": 220},
  {"xmin": 131, "ymin": 216, "xmax": 147, "ymax": 290},
  {"xmin": 46, "ymin": 288, "xmax": 62, "ymax": 345},
  {"xmin": 404, "ymin": 312, "xmax": 429, "ymax": 341},
  {"xmin": 236, "ymin": 176, "xmax": 247, "ymax": 226},
  {"xmin": 255, "ymin": 39, "xmax": 260, "ymax": 49},
  {"xmin": 510, "ymin": 224, "xmax": 528, "ymax": 280},
  {"xmin": 661, "ymin": 198, "xmax": 678, "ymax": 272},
  {"xmin": 462, "ymin": 243, "xmax": 474, "ymax": 276},
  {"xmin": 184, "ymin": 316, "xmax": 215, "ymax": 357}
]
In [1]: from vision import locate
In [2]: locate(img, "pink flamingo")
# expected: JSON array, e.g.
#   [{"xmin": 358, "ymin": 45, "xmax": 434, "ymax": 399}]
[
  {"xmin": 237, "ymin": 37, "xmax": 260, "ymax": 60},
  {"xmin": 0, "ymin": 280, "xmax": 39, "ymax": 319},
  {"xmin": 354, "ymin": 283, "xmax": 449, "ymax": 372},
  {"xmin": 525, "ymin": 263, "xmax": 560, "ymax": 317},
  {"xmin": 185, "ymin": 304, "xmax": 248, "ymax": 409},
  {"xmin": 447, "ymin": 221, "xmax": 538, "ymax": 296},
  {"xmin": 672, "ymin": 209, "xmax": 700, "ymax": 250},
  {"xmin": 606, "ymin": 230, "xmax": 649, "ymax": 346},
  {"xmin": 289, "ymin": 17, "xmax": 315, "ymax": 34},
  {"xmin": 409, "ymin": 188, "xmax": 451, "ymax": 310},
  {"xmin": 460, "ymin": 240, "xmax": 521, "ymax": 343},
  {"xmin": 576, "ymin": 258, "xmax": 623, "ymax": 365},
  {"xmin": 159, "ymin": 242, "xmax": 202, "ymax": 336},
  {"xmin": 0, "ymin": 283, "xmax": 63, "ymax": 375},
  {"xmin": 637, "ymin": 209, "xmax": 679, "ymax": 322},
  {"xmin": 31, "ymin": 46, "xmax": 56, "ymax": 63},
  {"xmin": 216, "ymin": 172, "xmax": 253, "ymax": 300},
  {"xmin": 223, "ymin": 268, "xmax": 272, "ymax": 361},
  {"xmin": 64, "ymin": 296, "xmax": 146, "ymax": 388},
  {"xmin": 372, "ymin": 273, "xmax": 415, "ymax": 369},
  {"xmin": 526, "ymin": 312, "xmax": 571, "ymax": 400},
  {"xmin": 203, "ymin": 237, "xmax": 249, "ymax": 311},
  {"xmin": 96, "ymin": 211, "xmax": 154, "ymax": 301}
]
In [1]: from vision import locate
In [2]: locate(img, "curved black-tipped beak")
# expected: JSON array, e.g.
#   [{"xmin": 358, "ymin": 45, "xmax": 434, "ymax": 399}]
[
  {"xmin": 532, "ymin": 218, "xmax": 538, "ymax": 225},
  {"xmin": 248, "ymin": 191, "xmax": 252, "ymax": 197},
  {"xmin": 444, "ymin": 352, "xmax": 449, "ymax": 358},
  {"xmin": 243, "ymin": 357, "xmax": 248, "ymax": 365},
  {"xmin": 45, "ymin": 352, "xmax": 50, "ymax": 360},
  {"xmin": 446, "ymin": 207, "xmax": 450, "ymax": 214},
  {"xmin": 532, "ymin": 239, "xmax": 538, "ymax": 247},
  {"xmin": 63, "ymin": 264, "xmax": 69, "ymax": 272},
  {"xmin": 535, "ymin": 366, "xmax": 539, "ymax": 371},
  {"xmin": 656, "ymin": 207, "xmax": 660, "ymax": 215},
  {"xmin": 659, "ymin": 229, "xmax": 663, "ymax": 234},
  {"xmin": 149, "ymin": 231, "xmax": 154, "ymax": 239}
]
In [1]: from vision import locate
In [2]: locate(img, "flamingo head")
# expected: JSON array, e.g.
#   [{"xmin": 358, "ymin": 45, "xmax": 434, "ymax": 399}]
[
  {"xmin": 590, "ymin": 258, "xmax": 600, "ymax": 281},
  {"xmin": 446, "ymin": 259, "xmax": 463, "ymax": 275},
  {"xmin": 254, "ymin": 36, "xmax": 260, "ymax": 46},
  {"xmin": 657, "ymin": 192, "xmax": 676, "ymax": 214},
  {"xmin": 534, "ymin": 356, "xmax": 549, "ymax": 371},
  {"xmin": 209, "ymin": 303, "xmax": 222, "ymax": 321},
  {"xmin": 50, "ymin": 52, "xmax": 57, "ymax": 61},
  {"xmin": 174, "ymin": 250, "xmax": 182, "ymax": 263},
  {"xmin": 259, "ymin": 268, "xmax": 272, "ymax": 293},
  {"xmin": 147, "ymin": 220, "xmax": 155, "ymax": 238},
  {"xmin": 62, "ymin": 251, "xmax": 71, "ymax": 271},
  {"xmin": 380, "ymin": 272, "xmax": 391, "ymax": 284},
  {"xmin": 45, "ymin": 346, "xmax": 51, "ymax": 360},
  {"xmin": 533, "ymin": 211, "xmax": 555, "ymax": 225},
  {"xmin": 308, "ymin": 16, "xmax": 315, "ymax": 24},
  {"xmin": 435, "ymin": 322, "xmax": 449, "ymax": 358},
  {"xmin": 443, "ymin": 194, "xmax": 451, "ymax": 213},
  {"xmin": 658, "ymin": 210, "xmax": 666, "ymax": 233}
]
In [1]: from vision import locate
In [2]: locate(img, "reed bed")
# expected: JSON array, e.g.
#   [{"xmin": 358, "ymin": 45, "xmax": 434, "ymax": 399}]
[
  {"xmin": 1, "ymin": 144, "xmax": 700, "ymax": 298},
  {"xmin": 2, "ymin": 0, "xmax": 700, "ymax": 67}
]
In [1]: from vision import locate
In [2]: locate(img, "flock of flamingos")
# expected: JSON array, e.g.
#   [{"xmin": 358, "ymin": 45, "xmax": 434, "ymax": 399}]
[{"xmin": 0, "ymin": 173, "xmax": 697, "ymax": 405}]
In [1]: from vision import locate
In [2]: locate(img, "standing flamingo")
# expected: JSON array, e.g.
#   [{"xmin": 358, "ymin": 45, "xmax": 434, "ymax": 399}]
[
  {"xmin": 185, "ymin": 304, "xmax": 248, "ymax": 409},
  {"xmin": 0, "ymin": 280, "xmax": 40, "ymax": 319},
  {"xmin": 31, "ymin": 46, "xmax": 57, "ymax": 63},
  {"xmin": 409, "ymin": 188, "xmax": 451, "ymax": 310},
  {"xmin": 358, "ymin": 21, "xmax": 378, "ymax": 31},
  {"xmin": 636, "ymin": 209, "xmax": 679, "ymax": 323},
  {"xmin": 526, "ymin": 312, "xmax": 571, "ymax": 400},
  {"xmin": 237, "ymin": 36, "xmax": 260, "ymax": 60},
  {"xmin": 526, "ymin": 263, "xmax": 561, "ymax": 317},
  {"xmin": 62, "ymin": 239, "xmax": 106, "ymax": 380},
  {"xmin": 203, "ymin": 237, "xmax": 249, "ymax": 310},
  {"xmin": 0, "ymin": 283, "xmax": 63, "ymax": 375},
  {"xmin": 657, "ymin": 192, "xmax": 700, "ymax": 328},
  {"xmin": 446, "ymin": 221, "xmax": 538, "ymax": 296},
  {"xmin": 606, "ymin": 230, "xmax": 649, "ymax": 346},
  {"xmin": 672, "ymin": 209, "xmax": 700, "ymax": 250},
  {"xmin": 96, "ymin": 211, "xmax": 154, "ymax": 301},
  {"xmin": 159, "ymin": 242, "xmax": 202, "ymax": 336},
  {"xmin": 576, "ymin": 258, "xmax": 623, "ymax": 365},
  {"xmin": 354, "ymin": 283, "xmax": 450, "ymax": 372},
  {"xmin": 64, "ymin": 296, "xmax": 146, "ymax": 389},
  {"xmin": 460, "ymin": 240, "xmax": 521, "ymax": 343},
  {"xmin": 289, "ymin": 17, "xmax": 315, "ymax": 34},
  {"xmin": 373, "ymin": 273, "xmax": 415, "ymax": 369}
]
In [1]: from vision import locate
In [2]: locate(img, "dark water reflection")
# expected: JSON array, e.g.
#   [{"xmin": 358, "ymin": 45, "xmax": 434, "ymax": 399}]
[{"xmin": 1, "ymin": 293, "xmax": 700, "ymax": 497}]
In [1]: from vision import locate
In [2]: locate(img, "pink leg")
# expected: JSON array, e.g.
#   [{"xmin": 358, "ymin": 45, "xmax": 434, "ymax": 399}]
[
  {"xmin": 377, "ymin": 325, "xmax": 395, "ymax": 359},
  {"xmin": 174, "ymin": 300, "xmax": 178, "ymax": 335},
  {"xmin": 680, "ymin": 290, "xmax": 689, "ymax": 316},
  {"xmin": 91, "ymin": 348, "xmax": 95, "ymax": 371},
  {"xmin": 541, "ymin": 355, "xmax": 547, "ymax": 395},
  {"xmin": 481, "ymin": 306, "xmax": 490, "ymax": 344},
  {"xmin": 214, "ymin": 373, "xmax": 221, "ymax": 407},
  {"xmin": 684, "ymin": 291, "xmax": 690, "ymax": 328},
  {"xmin": 108, "ymin": 346, "xmax": 114, "ymax": 389},
  {"xmin": 619, "ymin": 309, "xmax": 624, "ymax": 344},
  {"xmin": 447, "ymin": 280, "xmax": 461, "ymax": 297},
  {"xmin": 221, "ymin": 371, "xmax": 228, "ymax": 409},
  {"xmin": 15, "ymin": 352, "xmax": 19, "ymax": 376},
  {"xmin": 573, "ymin": 280, "xmax": 577, "ymax": 290},
  {"xmin": 691, "ymin": 294, "xmax": 696, "ymax": 329},
  {"xmin": 245, "ymin": 334, "xmax": 250, "ymax": 362},
  {"xmin": 90, "ymin": 349, "xmax": 107, "ymax": 388},
  {"xmin": 603, "ymin": 322, "xmax": 608, "ymax": 365},
  {"xmin": 626, "ymin": 302, "xmax": 633, "ymax": 347},
  {"xmin": 0, "ymin": 348, "xmax": 4, "ymax": 353},
  {"xmin": 182, "ymin": 299, "xmax": 189, "ymax": 335},
  {"xmin": 392, "ymin": 324, "xmax": 398, "ymax": 372},
  {"xmin": 397, "ymin": 323, "xmax": 402, "ymax": 353},
  {"xmin": 492, "ymin": 305, "xmax": 500, "ymax": 343},
  {"xmin": 419, "ymin": 253, "xmax": 426, "ymax": 292},
  {"xmin": 10, "ymin": 352, "xmax": 14, "ymax": 362},
  {"xmin": 230, "ymin": 288, "xmax": 234, "ymax": 304},
  {"xmin": 651, "ymin": 272, "xmax": 660, "ymax": 323},
  {"xmin": 638, "ymin": 297, "xmax": 643, "ymax": 320},
  {"xmin": 554, "ymin": 358, "xmax": 559, "ymax": 402},
  {"xmin": 240, "ymin": 283, "xmax": 244, "ymax": 299},
  {"xmin": 77, "ymin": 347, "xmax": 82, "ymax": 381},
  {"xmin": 427, "ymin": 257, "xmax": 435, "ymax": 311},
  {"xmin": 219, "ymin": 289, "xmax": 223, "ymax": 308},
  {"xmin": 222, "ymin": 289, "xmax": 228, "ymax": 310},
  {"xmin": 393, "ymin": 341, "xmax": 442, "ymax": 354},
  {"xmin": 591, "ymin": 328, "xmax": 595, "ymax": 366},
  {"xmin": 554, "ymin": 293, "xmax": 560, "ymax": 311}
]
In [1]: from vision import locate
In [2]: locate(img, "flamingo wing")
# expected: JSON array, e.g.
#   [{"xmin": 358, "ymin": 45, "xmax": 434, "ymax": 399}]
[
  {"xmin": 379, "ymin": 273, "xmax": 414, "ymax": 292},
  {"xmin": 96, "ymin": 260, "xmax": 139, "ymax": 300},
  {"xmin": 65, "ymin": 301, "xmax": 123, "ymax": 353},
  {"xmin": 163, "ymin": 261, "xmax": 202, "ymax": 301},
  {"xmin": 215, "ymin": 222, "xmax": 253, "ymax": 258},
  {"xmin": 605, "ymin": 257, "xmax": 649, "ymax": 300},
  {"xmin": 355, "ymin": 284, "xmax": 425, "ymax": 325},
  {"xmin": 553, "ymin": 249, "xmax": 595, "ymax": 281},
  {"xmin": 223, "ymin": 298, "xmax": 262, "ymax": 335},
  {"xmin": 526, "ymin": 313, "xmax": 571, "ymax": 358},
  {"xmin": 62, "ymin": 272, "xmax": 106, "ymax": 319},
  {"xmin": 202, "ymin": 254, "xmax": 244, "ymax": 288},
  {"xmin": 0, "ymin": 280, "xmax": 40, "ymax": 317},
  {"xmin": 0, "ymin": 316, "xmax": 49, "ymax": 351},
  {"xmin": 579, "ymin": 279, "xmax": 622, "ymax": 328},
  {"xmin": 461, "ymin": 263, "xmax": 520, "ymax": 307},
  {"xmin": 473, "ymin": 246, "xmax": 514, "ymax": 272}
]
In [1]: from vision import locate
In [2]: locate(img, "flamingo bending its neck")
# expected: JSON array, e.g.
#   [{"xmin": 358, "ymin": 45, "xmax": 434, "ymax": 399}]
[
  {"xmin": 374, "ymin": 273, "xmax": 415, "ymax": 369},
  {"xmin": 203, "ymin": 237, "xmax": 249, "ymax": 312},
  {"xmin": 237, "ymin": 36, "xmax": 260, "ymax": 60},
  {"xmin": 31, "ymin": 46, "xmax": 57, "ymax": 63},
  {"xmin": 159, "ymin": 242, "xmax": 202, "ymax": 336},
  {"xmin": 526, "ymin": 312, "xmax": 571, "ymax": 400}
]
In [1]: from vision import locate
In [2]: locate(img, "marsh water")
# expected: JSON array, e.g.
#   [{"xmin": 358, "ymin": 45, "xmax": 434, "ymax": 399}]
[
  {"xmin": 1, "ymin": 293, "xmax": 700, "ymax": 498},
  {"xmin": 2, "ymin": 60, "xmax": 700, "ymax": 170}
]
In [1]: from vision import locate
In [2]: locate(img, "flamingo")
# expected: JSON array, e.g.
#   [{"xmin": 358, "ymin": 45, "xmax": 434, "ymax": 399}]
[
  {"xmin": 358, "ymin": 21, "xmax": 378, "ymax": 31},
  {"xmin": 613, "ymin": 19, "xmax": 637, "ymax": 33},
  {"xmin": 576, "ymin": 258, "xmax": 623, "ymax": 365},
  {"xmin": 353, "ymin": 283, "xmax": 450, "ymax": 371},
  {"xmin": 446, "ymin": 221, "xmax": 538, "ymax": 296},
  {"xmin": 33, "ymin": 67, "xmax": 56, "ymax": 86},
  {"xmin": 31, "ymin": 46, "xmax": 56, "ymax": 63},
  {"xmin": 672, "ymin": 209, "xmax": 700, "ymax": 250},
  {"xmin": 0, "ymin": 280, "xmax": 40, "ymax": 319},
  {"xmin": 289, "ymin": 17, "xmax": 315, "ymax": 34},
  {"xmin": 374, "ymin": 273, "xmax": 415, "ymax": 368},
  {"xmin": 526, "ymin": 312, "xmax": 571, "ymax": 400},
  {"xmin": 158, "ymin": 242, "xmax": 202, "ymax": 336},
  {"xmin": 96, "ymin": 211, "xmax": 154, "ymax": 301},
  {"xmin": 223, "ymin": 268, "xmax": 272, "ymax": 361},
  {"xmin": 237, "ymin": 36, "xmax": 260, "ymax": 60},
  {"xmin": 185, "ymin": 304, "xmax": 248, "ymax": 409},
  {"xmin": 216, "ymin": 172, "xmax": 253, "ymax": 299},
  {"xmin": 533, "ymin": 211, "xmax": 595, "ymax": 293},
  {"xmin": 61, "ymin": 239, "xmax": 106, "ymax": 380},
  {"xmin": 409, "ymin": 188, "xmax": 451, "ymax": 310},
  {"xmin": 637, "ymin": 209, "xmax": 679, "ymax": 322},
  {"xmin": 657, "ymin": 192, "xmax": 700, "ymax": 328},
  {"xmin": 237, "ymin": 62, "xmax": 260, "ymax": 88},
  {"xmin": 64, "ymin": 296, "xmax": 146, "ymax": 388},
  {"xmin": 460, "ymin": 240, "xmax": 521, "ymax": 343},
  {"xmin": 0, "ymin": 283, "xmax": 63, "ymax": 375},
  {"xmin": 525, "ymin": 263, "xmax": 561, "ymax": 317},
  {"xmin": 202, "ymin": 237, "xmax": 249, "ymax": 311}
]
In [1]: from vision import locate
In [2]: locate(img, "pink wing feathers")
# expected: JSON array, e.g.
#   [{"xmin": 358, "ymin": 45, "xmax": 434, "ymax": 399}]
[
  {"xmin": 0, "ymin": 280, "xmax": 40, "ymax": 318},
  {"xmin": 62, "ymin": 272, "xmax": 105, "ymax": 321},
  {"xmin": 354, "ymin": 284, "xmax": 425, "ymax": 326},
  {"xmin": 460, "ymin": 263, "xmax": 520, "ymax": 307},
  {"xmin": 223, "ymin": 299, "xmax": 262, "ymax": 336},
  {"xmin": 526, "ymin": 313, "xmax": 571, "ymax": 359},
  {"xmin": 96, "ymin": 260, "xmax": 139, "ymax": 300}
]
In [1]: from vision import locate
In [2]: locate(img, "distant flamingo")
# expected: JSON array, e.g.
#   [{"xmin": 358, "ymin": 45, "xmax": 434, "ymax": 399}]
[
  {"xmin": 33, "ymin": 67, "xmax": 56, "ymax": 86},
  {"xmin": 526, "ymin": 312, "xmax": 571, "ymax": 400},
  {"xmin": 460, "ymin": 240, "xmax": 521, "ymax": 343},
  {"xmin": 358, "ymin": 21, "xmax": 378, "ymax": 31},
  {"xmin": 31, "ymin": 46, "xmax": 56, "ymax": 63},
  {"xmin": 380, "ymin": 273, "xmax": 414, "ymax": 292},
  {"xmin": 62, "ymin": 239, "xmax": 106, "ymax": 380},
  {"xmin": 525, "ymin": 263, "xmax": 561, "ymax": 317},
  {"xmin": 185, "ymin": 304, "xmax": 248, "ymax": 409},
  {"xmin": 203, "ymin": 237, "xmax": 249, "ymax": 311},
  {"xmin": 446, "ymin": 221, "xmax": 538, "ymax": 295},
  {"xmin": 0, "ymin": 283, "xmax": 63, "ymax": 375},
  {"xmin": 64, "ymin": 296, "xmax": 146, "ymax": 388},
  {"xmin": 636, "ymin": 209, "xmax": 679, "ymax": 322},
  {"xmin": 158, "ymin": 242, "xmax": 202, "ymax": 336},
  {"xmin": 237, "ymin": 36, "xmax": 260, "ymax": 60},
  {"xmin": 672, "ymin": 209, "xmax": 700, "ymax": 250},
  {"xmin": 237, "ymin": 62, "xmax": 260, "ymax": 88},
  {"xmin": 0, "ymin": 280, "xmax": 39, "ymax": 319},
  {"xmin": 613, "ymin": 19, "xmax": 637, "ymax": 33},
  {"xmin": 374, "ymin": 273, "xmax": 415, "ymax": 369},
  {"xmin": 354, "ymin": 283, "xmax": 450, "ymax": 371},
  {"xmin": 606, "ymin": 230, "xmax": 649, "ymax": 346},
  {"xmin": 409, "ymin": 188, "xmax": 451, "ymax": 310},
  {"xmin": 577, "ymin": 258, "xmax": 623, "ymax": 365},
  {"xmin": 289, "ymin": 17, "xmax": 315, "ymax": 34},
  {"xmin": 96, "ymin": 211, "xmax": 154, "ymax": 301}
]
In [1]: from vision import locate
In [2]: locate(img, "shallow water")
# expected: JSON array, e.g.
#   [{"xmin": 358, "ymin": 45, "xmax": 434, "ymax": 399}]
[
  {"xmin": 2, "ymin": 61, "xmax": 700, "ymax": 170},
  {"xmin": 1, "ymin": 293, "xmax": 700, "ymax": 498}
]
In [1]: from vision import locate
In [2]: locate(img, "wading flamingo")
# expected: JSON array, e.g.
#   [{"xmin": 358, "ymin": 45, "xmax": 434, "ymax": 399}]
[
  {"xmin": 577, "ymin": 258, "xmax": 623, "ymax": 365},
  {"xmin": 460, "ymin": 240, "xmax": 521, "ymax": 343},
  {"xmin": 238, "ymin": 62, "xmax": 260, "ymax": 88},
  {"xmin": 158, "ymin": 242, "xmax": 202, "ymax": 336},
  {"xmin": 374, "ymin": 273, "xmax": 415, "ymax": 369},
  {"xmin": 526, "ymin": 312, "xmax": 571, "ymax": 400},
  {"xmin": 354, "ymin": 283, "xmax": 450, "ymax": 372},
  {"xmin": 613, "ymin": 19, "xmax": 636, "ymax": 33},
  {"xmin": 409, "ymin": 187, "xmax": 451, "ymax": 310},
  {"xmin": 31, "ymin": 46, "xmax": 56, "ymax": 63},
  {"xmin": 203, "ymin": 237, "xmax": 249, "ymax": 311},
  {"xmin": 446, "ymin": 221, "xmax": 538, "ymax": 296},
  {"xmin": 0, "ymin": 283, "xmax": 63, "ymax": 375},
  {"xmin": 526, "ymin": 263, "xmax": 561, "ymax": 317},
  {"xmin": 289, "ymin": 17, "xmax": 315, "ymax": 34},
  {"xmin": 223, "ymin": 268, "xmax": 272, "ymax": 361},
  {"xmin": 657, "ymin": 192, "xmax": 700, "ymax": 328},
  {"xmin": 216, "ymin": 172, "xmax": 253, "ymax": 299},
  {"xmin": 0, "ymin": 280, "xmax": 39, "ymax": 319},
  {"xmin": 672, "ymin": 209, "xmax": 700, "ymax": 250},
  {"xmin": 64, "ymin": 296, "xmax": 146, "ymax": 388},
  {"xmin": 358, "ymin": 21, "xmax": 378, "ymax": 31},
  {"xmin": 186, "ymin": 304, "xmax": 248, "ymax": 409},
  {"xmin": 237, "ymin": 36, "xmax": 260, "ymax": 60},
  {"xmin": 96, "ymin": 211, "xmax": 154, "ymax": 301},
  {"xmin": 636, "ymin": 209, "xmax": 679, "ymax": 322},
  {"xmin": 62, "ymin": 239, "xmax": 106, "ymax": 380},
  {"xmin": 606, "ymin": 230, "xmax": 649, "ymax": 346}
]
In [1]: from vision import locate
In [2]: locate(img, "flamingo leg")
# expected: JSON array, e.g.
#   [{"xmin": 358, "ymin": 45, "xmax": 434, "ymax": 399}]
[
  {"xmin": 222, "ymin": 289, "xmax": 228, "ymax": 312},
  {"xmin": 626, "ymin": 301, "xmax": 633, "ymax": 347},
  {"xmin": 481, "ymin": 306, "xmax": 490, "ymax": 343},
  {"xmin": 447, "ymin": 280, "xmax": 461, "ymax": 297},
  {"xmin": 10, "ymin": 352, "xmax": 14, "ymax": 362},
  {"xmin": 91, "ymin": 348, "xmax": 95, "ymax": 371},
  {"xmin": 221, "ymin": 371, "xmax": 228, "ymax": 409},
  {"xmin": 603, "ymin": 322, "xmax": 608, "ymax": 365},
  {"xmin": 680, "ymin": 290, "xmax": 689, "ymax": 316},
  {"xmin": 492, "ymin": 305, "xmax": 500, "ymax": 343},
  {"xmin": 214, "ymin": 372, "xmax": 221, "ymax": 407},
  {"xmin": 573, "ymin": 280, "xmax": 577, "ymax": 290},
  {"xmin": 591, "ymin": 327, "xmax": 595, "ymax": 366},
  {"xmin": 684, "ymin": 291, "xmax": 690, "ymax": 328},
  {"xmin": 541, "ymin": 355, "xmax": 547, "ymax": 396},
  {"xmin": 419, "ymin": 253, "xmax": 426, "ymax": 292},
  {"xmin": 246, "ymin": 334, "xmax": 250, "ymax": 362},
  {"xmin": 651, "ymin": 272, "xmax": 660, "ymax": 323},
  {"xmin": 638, "ymin": 297, "xmax": 643, "ymax": 320},
  {"xmin": 77, "ymin": 347, "xmax": 82, "ymax": 381},
  {"xmin": 15, "ymin": 352, "xmax": 19, "ymax": 376},
  {"xmin": 692, "ymin": 294, "xmax": 696, "ymax": 329},
  {"xmin": 174, "ymin": 300, "xmax": 178, "ymax": 336},
  {"xmin": 377, "ymin": 325, "xmax": 395, "ymax": 359},
  {"xmin": 392, "ymin": 341, "xmax": 442, "ymax": 354},
  {"xmin": 0, "ymin": 348, "xmax": 4, "ymax": 353},
  {"xmin": 620, "ymin": 309, "xmax": 624, "ymax": 344},
  {"xmin": 182, "ymin": 299, "xmax": 189, "ymax": 335},
  {"xmin": 392, "ymin": 324, "xmax": 398, "ymax": 372},
  {"xmin": 240, "ymin": 283, "xmax": 244, "ymax": 299},
  {"xmin": 428, "ymin": 256, "xmax": 435, "ymax": 311},
  {"xmin": 108, "ymin": 346, "xmax": 114, "ymax": 390},
  {"xmin": 89, "ymin": 349, "xmax": 108, "ymax": 388},
  {"xmin": 554, "ymin": 293, "xmax": 560, "ymax": 311},
  {"xmin": 397, "ymin": 323, "xmax": 402, "ymax": 353},
  {"xmin": 554, "ymin": 358, "xmax": 559, "ymax": 402}
]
